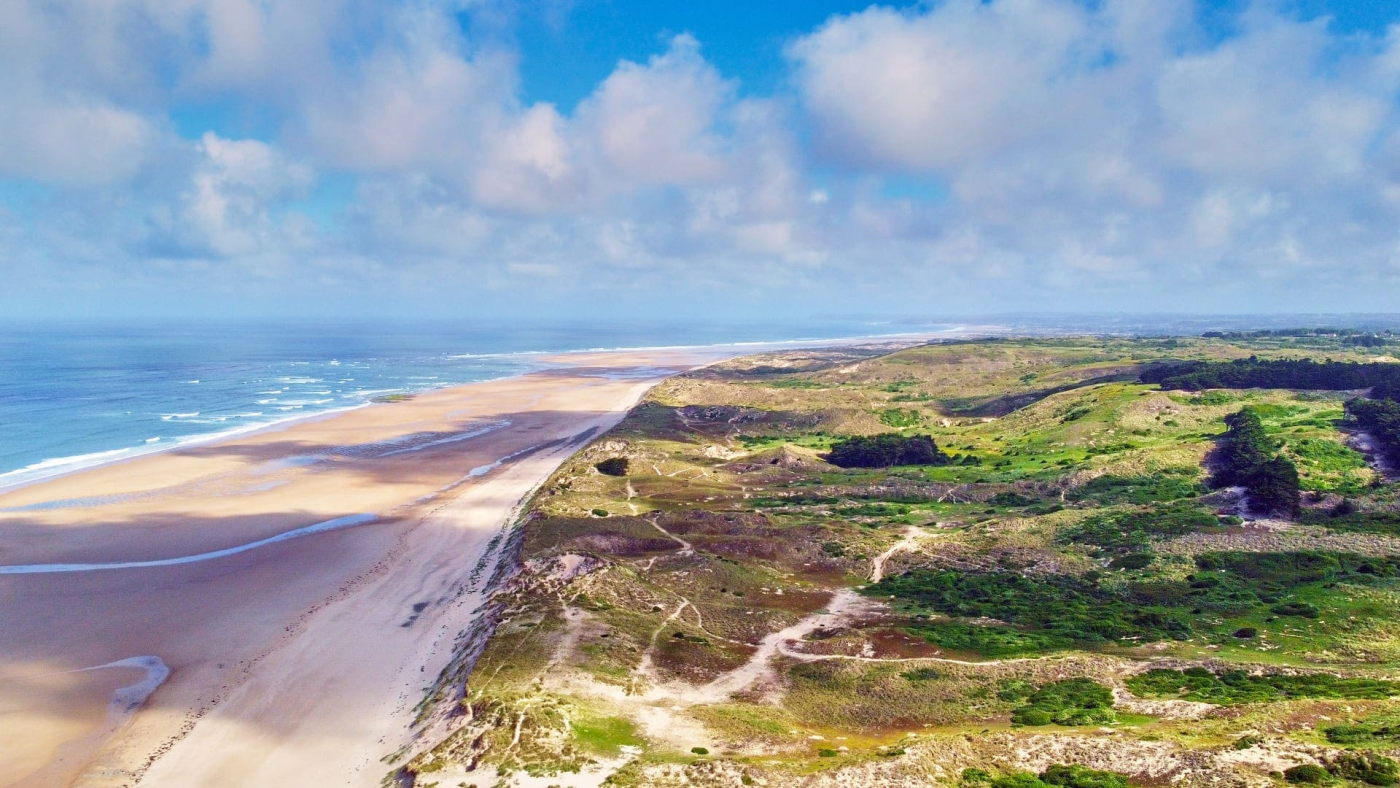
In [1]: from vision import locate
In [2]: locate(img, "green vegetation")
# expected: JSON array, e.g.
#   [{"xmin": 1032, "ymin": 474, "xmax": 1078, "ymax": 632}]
[
  {"xmin": 878, "ymin": 407, "xmax": 924, "ymax": 428},
  {"xmin": 1058, "ymin": 503, "xmax": 1220, "ymax": 554},
  {"xmin": 1143, "ymin": 357, "xmax": 1400, "ymax": 393},
  {"xmin": 1349, "ymin": 396, "xmax": 1400, "ymax": 467},
  {"xmin": 1009, "ymin": 678, "xmax": 1116, "ymax": 726},
  {"xmin": 870, "ymin": 569, "xmax": 1192, "ymax": 645},
  {"xmin": 1324, "ymin": 723, "xmax": 1400, "ymax": 745},
  {"xmin": 966, "ymin": 764, "xmax": 1130, "ymax": 788},
  {"xmin": 595, "ymin": 457, "xmax": 630, "ymax": 476},
  {"xmin": 1328, "ymin": 753, "xmax": 1400, "ymax": 786},
  {"xmin": 1126, "ymin": 667, "xmax": 1400, "ymax": 705},
  {"xmin": 907, "ymin": 621, "xmax": 1074, "ymax": 657},
  {"xmin": 825, "ymin": 433, "xmax": 950, "ymax": 468},
  {"xmin": 1069, "ymin": 471, "xmax": 1204, "ymax": 505},
  {"xmin": 409, "ymin": 334, "xmax": 1400, "ymax": 787},
  {"xmin": 1213, "ymin": 407, "xmax": 1301, "ymax": 516},
  {"xmin": 1285, "ymin": 765, "xmax": 1330, "ymax": 784}
]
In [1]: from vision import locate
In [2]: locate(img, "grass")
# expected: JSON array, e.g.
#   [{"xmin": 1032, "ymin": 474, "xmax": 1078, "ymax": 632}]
[
  {"xmin": 1009, "ymin": 678, "xmax": 1117, "ymax": 727},
  {"xmin": 1127, "ymin": 667, "xmax": 1400, "ymax": 704},
  {"xmin": 571, "ymin": 714, "xmax": 644, "ymax": 755},
  {"xmin": 409, "ymin": 334, "xmax": 1400, "ymax": 784}
]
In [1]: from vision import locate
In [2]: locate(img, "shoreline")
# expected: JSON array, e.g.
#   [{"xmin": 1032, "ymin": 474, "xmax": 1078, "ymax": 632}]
[
  {"xmin": 0, "ymin": 328, "xmax": 975, "ymax": 497},
  {"xmin": 0, "ymin": 352, "xmax": 688, "ymax": 787},
  {"xmin": 0, "ymin": 335, "xmax": 956, "ymax": 787}
]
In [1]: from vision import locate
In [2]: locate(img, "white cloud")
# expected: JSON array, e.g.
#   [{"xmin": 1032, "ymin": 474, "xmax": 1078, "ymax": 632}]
[
  {"xmin": 177, "ymin": 132, "xmax": 315, "ymax": 257},
  {"xmin": 5, "ymin": 0, "xmax": 1400, "ymax": 316},
  {"xmin": 574, "ymin": 34, "xmax": 732, "ymax": 187},
  {"xmin": 787, "ymin": 0, "xmax": 1095, "ymax": 171}
]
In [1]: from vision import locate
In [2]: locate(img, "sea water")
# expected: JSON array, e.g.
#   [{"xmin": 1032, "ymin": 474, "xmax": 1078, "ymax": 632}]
[{"xmin": 0, "ymin": 318, "xmax": 953, "ymax": 491}]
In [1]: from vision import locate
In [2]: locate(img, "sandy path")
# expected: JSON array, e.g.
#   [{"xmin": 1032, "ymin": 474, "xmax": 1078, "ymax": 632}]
[
  {"xmin": 868, "ymin": 525, "xmax": 930, "ymax": 584},
  {"xmin": 0, "ymin": 348, "xmax": 718, "ymax": 788}
]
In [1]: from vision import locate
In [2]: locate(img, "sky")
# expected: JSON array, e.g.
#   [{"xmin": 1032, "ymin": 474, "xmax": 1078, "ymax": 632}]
[{"xmin": 3, "ymin": 0, "xmax": 1400, "ymax": 321}]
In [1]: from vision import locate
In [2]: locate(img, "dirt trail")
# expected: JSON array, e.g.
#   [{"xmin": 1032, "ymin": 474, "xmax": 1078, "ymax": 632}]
[
  {"xmin": 1349, "ymin": 429, "xmax": 1400, "ymax": 482},
  {"xmin": 869, "ymin": 524, "xmax": 933, "ymax": 583}
]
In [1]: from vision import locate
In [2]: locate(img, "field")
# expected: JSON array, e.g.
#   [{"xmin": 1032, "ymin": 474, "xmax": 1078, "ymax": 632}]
[{"xmin": 397, "ymin": 335, "xmax": 1400, "ymax": 787}]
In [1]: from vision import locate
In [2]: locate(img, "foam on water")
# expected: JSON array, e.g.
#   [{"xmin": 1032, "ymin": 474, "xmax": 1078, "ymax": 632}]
[
  {"xmin": 0, "ymin": 320, "xmax": 959, "ymax": 495},
  {"xmin": 0, "ymin": 513, "xmax": 378, "ymax": 574}
]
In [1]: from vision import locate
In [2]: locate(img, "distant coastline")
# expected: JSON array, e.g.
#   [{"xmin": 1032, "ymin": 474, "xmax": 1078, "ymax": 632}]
[{"xmin": 0, "ymin": 326, "xmax": 968, "ymax": 495}]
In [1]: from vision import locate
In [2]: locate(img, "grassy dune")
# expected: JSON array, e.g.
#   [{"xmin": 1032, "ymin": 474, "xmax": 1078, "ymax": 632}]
[{"xmin": 398, "ymin": 336, "xmax": 1400, "ymax": 787}]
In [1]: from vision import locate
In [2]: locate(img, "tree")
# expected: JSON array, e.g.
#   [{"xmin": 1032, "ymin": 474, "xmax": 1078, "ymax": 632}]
[
  {"xmin": 1248, "ymin": 456, "xmax": 1301, "ymax": 517},
  {"xmin": 595, "ymin": 457, "xmax": 629, "ymax": 476},
  {"xmin": 825, "ymin": 433, "xmax": 949, "ymax": 468}
]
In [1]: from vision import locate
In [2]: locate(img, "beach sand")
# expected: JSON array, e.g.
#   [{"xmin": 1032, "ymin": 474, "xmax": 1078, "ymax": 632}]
[{"xmin": 0, "ymin": 346, "xmax": 729, "ymax": 787}]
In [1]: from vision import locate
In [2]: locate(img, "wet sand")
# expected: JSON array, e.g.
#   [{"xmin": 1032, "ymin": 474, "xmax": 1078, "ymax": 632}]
[{"xmin": 0, "ymin": 347, "xmax": 728, "ymax": 787}]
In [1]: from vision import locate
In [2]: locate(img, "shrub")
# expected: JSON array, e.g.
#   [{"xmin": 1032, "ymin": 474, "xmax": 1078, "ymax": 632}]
[
  {"xmin": 963, "ymin": 768, "xmax": 994, "ymax": 784},
  {"xmin": 1015, "ymin": 709, "xmax": 1054, "ymax": 726},
  {"xmin": 690, "ymin": 747, "xmax": 709, "ymax": 755},
  {"xmin": 1059, "ymin": 504, "xmax": 1219, "ymax": 554},
  {"xmin": 991, "ymin": 773, "xmax": 1051, "ymax": 788},
  {"xmin": 1324, "ymin": 725, "xmax": 1377, "ymax": 744},
  {"xmin": 1233, "ymin": 734, "xmax": 1263, "ymax": 749},
  {"xmin": 1011, "ymin": 678, "xmax": 1116, "ymax": 727},
  {"xmin": 595, "ymin": 457, "xmax": 629, "ymax": 476},
  {"xmin": 901, "ymin": 667, "xmax": 943, "ymax": 682},
  {"xmin": 590, "ymin": 508, "xmax": 609, "ymax": 517},
  {"xmin": 871, "ymin": 569, "xmax": 1192, "ymax": 645},
  {"xmin": 1329, "ymin": 752, "xmax": 1400, "ymax": 786},
  {"xmin": 1040, "ymin": 764, "xmax": 1129, "ymax": 788},
  {"xmin": 1271, "ymin": 602, "xmax": 1320, "ymax": 618},
  {"xmin": 908, "ymin": 621, "xmax": 1074, "ymax": 657},
  {"xmin": 1127, "ymin": 667, "xmax": 1400, "ymax": 705},
  {"xmin": 825, "ymin": 433, "xmax": 950, "ymax": 468},
  {"xmin": 1284, "ymin": 765, "xmax": 1328, "ymax": 784}
]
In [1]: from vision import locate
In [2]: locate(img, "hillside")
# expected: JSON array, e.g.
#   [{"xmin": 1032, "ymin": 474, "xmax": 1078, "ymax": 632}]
[{"xmin": 394, "ymin": 335, "xmax": 1400, "ymax": 788}]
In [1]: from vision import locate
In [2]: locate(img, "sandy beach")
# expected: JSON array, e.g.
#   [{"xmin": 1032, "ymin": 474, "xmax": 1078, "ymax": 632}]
[{"xmin": 0, "ymin": 346, "xmax": 735, "ymax": 787}]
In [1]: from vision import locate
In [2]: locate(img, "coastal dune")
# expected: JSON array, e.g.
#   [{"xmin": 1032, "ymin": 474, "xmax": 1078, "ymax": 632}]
[{"xmin": 0, "ymin": 348, "xmax": 721, "ymax": 787}]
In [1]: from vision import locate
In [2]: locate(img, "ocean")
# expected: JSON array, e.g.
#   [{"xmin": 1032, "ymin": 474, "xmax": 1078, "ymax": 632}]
[{"xmin": 0, "ymin": 319, "xmax": 953, "ymax": 491}]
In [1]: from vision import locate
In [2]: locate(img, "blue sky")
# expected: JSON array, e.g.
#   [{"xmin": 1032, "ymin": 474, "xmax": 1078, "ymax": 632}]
[{"xmin": 3, "ymin": 0, "xmax": 1400, "ymax": 320}]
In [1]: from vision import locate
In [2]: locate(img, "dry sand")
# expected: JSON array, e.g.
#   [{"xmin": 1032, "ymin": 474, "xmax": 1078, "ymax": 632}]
[{"xmin": 0, "ymin": 346, "xmax": 732, "ymax": 788}]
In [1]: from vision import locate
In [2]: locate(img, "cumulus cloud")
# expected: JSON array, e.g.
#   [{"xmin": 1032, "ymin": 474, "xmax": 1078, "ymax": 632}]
[
  {"xmin": 5, "ymin": 0, "xmax": 1400, "ymax": 316},
  {"xmin": 783, "ymin": 0, "xmax": 1400, "ymax": 303},
  {"xmin": 177, "ymin": 132, "xmax": 315, "ymax": 257}
]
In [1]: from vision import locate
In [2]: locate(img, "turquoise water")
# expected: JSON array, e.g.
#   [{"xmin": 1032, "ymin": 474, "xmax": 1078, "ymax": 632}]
[{"xmin": 0, "ymin": 319, "xmax": 947, "ymax": 490}]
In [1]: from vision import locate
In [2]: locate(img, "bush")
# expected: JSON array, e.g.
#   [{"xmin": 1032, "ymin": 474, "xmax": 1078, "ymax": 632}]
[
  {"xmin": 1271, "ymin": 602, "xmax": 1320, "ymax": 618},
  {"xmin": 1059, "ymin": 504, "xmax": 1219, "ymax": 554},
  {"xmin": 595, "ymin": 457, "xmax": 629, "ymax": 476},
  {"xmin": 590, "ymin": 508, "xmax": 609, "ymax": 517},
  {"xmin": 1011, "ymin": 678, "xmax": 1116, "ymax": 727},
  {"xmin": 690, "ymin": 746, "xmax": 709, "ymax": 755},
  {"xmin": 1040, "ymin": 764, "xmax": 1129, "ymax": 788},
  {"xmin": 1233, "ymin": 627, "xmax": 1259, "ymax": 639},
  {"xmin": 1126, "ymin": 667, "xmax": 1400, "ymax": 705},
  {"xmin": 1233, "ymin": 734, "xmax": 1263, "ymax": 750},
  {"xmin": 963, "ymin": 768, "xmax": 994, "ymax": 784},
  {"xmin": 991, "ymin": 773, "xmax": 1051, "ymax": 788},
  {"xmin": 871, "ymin": 568, "xmax": 1192, "ymax": 645},
  {"xmin": 1329, "ymin": 752, "xmax": 1400, "ymax": 786},
  {"xmin": 1324, "ymin": 725, "xmax": 1377, "ymax": 744},
  {"xmin": 825, "ymin": 433, "xmax": 950, "ymax": 468},
  {"xmin": 908, "ymin": 621, "xmax": 1074, "ymax": 657},
  {"xmin": 1284, "ymin": 765, "xmax": 1329, "ymax": 784},
  {"xmin": 1015, "ymin": 709, "xmax": 1054, "ymax": 726}
]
